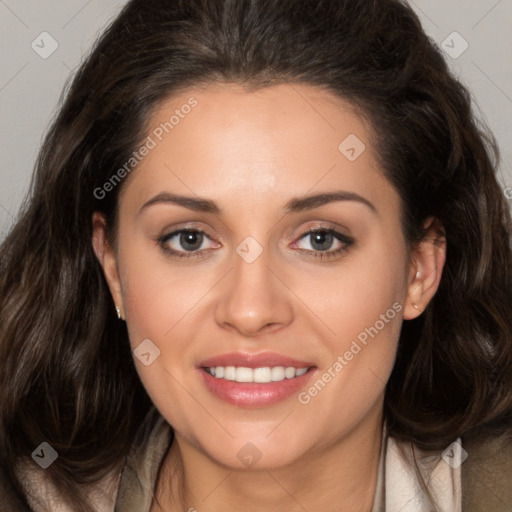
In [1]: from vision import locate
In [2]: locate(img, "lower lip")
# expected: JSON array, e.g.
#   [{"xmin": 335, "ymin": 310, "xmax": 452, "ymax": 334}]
[{"xmin": 199, "ymin": 367, "xmax": 316, "ymax": 407}]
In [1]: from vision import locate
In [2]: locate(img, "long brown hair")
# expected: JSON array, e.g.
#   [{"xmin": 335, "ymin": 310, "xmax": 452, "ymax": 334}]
[{"xmin": 1, "ymin": 0, "xmax": 511, "ymax": 510}]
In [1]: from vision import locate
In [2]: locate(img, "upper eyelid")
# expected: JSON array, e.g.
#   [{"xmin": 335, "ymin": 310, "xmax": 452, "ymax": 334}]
[
  {"xmin": 160, "ymin": 218, "xmax": 350, "ymax": 237},
  {"xmin": 291, "ymin": 228, "xmax": 353, "ymax": 249},
  {"xmin": 160, "ymin": 228, "xmax": 215, "ymax": 245}
]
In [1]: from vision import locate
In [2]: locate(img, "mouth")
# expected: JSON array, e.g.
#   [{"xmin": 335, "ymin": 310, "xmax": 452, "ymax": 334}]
[{"xmin": 197, "ymin": 352, "xmax": 317, "ymax": 407}]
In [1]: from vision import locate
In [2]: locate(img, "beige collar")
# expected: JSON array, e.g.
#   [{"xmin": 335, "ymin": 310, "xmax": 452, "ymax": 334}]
[{"xmin": 371, "ymin": 422, "xmax": 462, "ymax": 512}]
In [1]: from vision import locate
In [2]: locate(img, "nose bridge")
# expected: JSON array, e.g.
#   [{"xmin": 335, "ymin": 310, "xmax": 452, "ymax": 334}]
[{"xmin": 214, "ymin": 235, "xmax": 293, "ymax": 336}]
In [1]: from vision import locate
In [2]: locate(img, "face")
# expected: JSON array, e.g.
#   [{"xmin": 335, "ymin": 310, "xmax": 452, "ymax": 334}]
[{"xmin": 93, "ymin": 83, "xmax": 444, "ymax": 470}]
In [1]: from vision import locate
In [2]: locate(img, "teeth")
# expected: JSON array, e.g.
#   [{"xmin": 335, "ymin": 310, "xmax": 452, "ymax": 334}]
[
  {"xmin": 206, "ymin": 365, "xmax": 309, "ymax": 383},
  {"xmin": 236, "ymin": 367, "xmax": 253, "ymax": 382},
  {"xmin": 254, "ymin": 367, "xmax": 271, "ymax": 383},
  {"xmin": 284, "ymin": 367, "xmax": 295, "ymax": 379},
  {"xmin": 224, "ymin": 366, "xmax": 236, "ymax": 380}
]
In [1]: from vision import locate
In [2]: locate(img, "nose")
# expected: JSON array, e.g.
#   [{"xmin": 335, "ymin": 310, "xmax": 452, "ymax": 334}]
[{"xmin": 214, "ymin": 243, "xmax": 294, "ymax": 338}]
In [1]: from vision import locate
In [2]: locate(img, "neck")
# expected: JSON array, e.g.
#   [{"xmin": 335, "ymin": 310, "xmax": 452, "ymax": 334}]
[{"xmin": 153, "ymin": 407, "xmax": 383, "ymax": 512}]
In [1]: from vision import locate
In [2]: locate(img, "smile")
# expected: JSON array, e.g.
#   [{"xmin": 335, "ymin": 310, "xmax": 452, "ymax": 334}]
[
  {"xmin": 204, "ymin": 365, "xmax": 309, "ymax": 382},
  {"xmin": 198, "ymin": 352, "xmax": 317, "ymax": 407}
]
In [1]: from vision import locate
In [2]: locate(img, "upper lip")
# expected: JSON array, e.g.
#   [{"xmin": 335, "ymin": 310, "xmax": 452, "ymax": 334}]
[{"xmin": 199, "ymin": 351, "xmax": 314, "ymax": 369}]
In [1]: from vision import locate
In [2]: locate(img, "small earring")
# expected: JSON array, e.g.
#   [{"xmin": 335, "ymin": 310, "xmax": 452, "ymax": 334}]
[
  {"xmin": 115, "ymin": 306, "xmax": 122, "ymax": 319},
  {"xmin": 412, "ymin": 303, "xmax": 420, "ymax": 310}
]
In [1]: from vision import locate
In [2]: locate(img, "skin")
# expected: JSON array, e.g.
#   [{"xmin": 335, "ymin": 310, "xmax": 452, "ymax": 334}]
[{"xmin": 92, "ymin": 83, "xmax": 446, "ymax": 512}]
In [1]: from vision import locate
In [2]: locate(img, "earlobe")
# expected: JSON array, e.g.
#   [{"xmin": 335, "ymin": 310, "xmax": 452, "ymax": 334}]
[
  {"xmin": 404, "ymin": 217, "xmax": 446, "ymax": 320},
  {"xmin": 92, "ymin": 212, "xmax": 125, "ymax": 320}
]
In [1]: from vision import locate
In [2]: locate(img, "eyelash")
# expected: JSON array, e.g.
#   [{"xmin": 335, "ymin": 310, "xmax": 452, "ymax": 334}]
[{"xmin": 157, "ymin": 227, "xmax": 354, "ymax": 261}]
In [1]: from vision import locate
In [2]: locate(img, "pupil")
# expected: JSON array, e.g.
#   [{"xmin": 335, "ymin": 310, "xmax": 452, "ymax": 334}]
[
  {"xmin": 311, "ymin": 231, "xmax": 333, "ymax": 251},
  {"xmin": 180, "ymin": 231, "xmax": 202, "ymax": 251}
]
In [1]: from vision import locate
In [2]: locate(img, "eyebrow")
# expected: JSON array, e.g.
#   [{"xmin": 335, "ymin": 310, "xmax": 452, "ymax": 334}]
[{"xmin": 139, "ymin": 190, "xmax": 377, "ymax": 215}]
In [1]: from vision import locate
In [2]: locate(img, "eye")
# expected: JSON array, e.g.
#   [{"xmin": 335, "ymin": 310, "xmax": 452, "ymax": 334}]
[
  {"xmin": 157, "ymin": 226, "xmax": 354, "ymax": 260},
  {"xmin": 158, "ymin": 229, "xmax": 218, "ymax": 258},
  {"xmin": 294, "ymin": 228, "xmax": 354, "ymax": 259}
]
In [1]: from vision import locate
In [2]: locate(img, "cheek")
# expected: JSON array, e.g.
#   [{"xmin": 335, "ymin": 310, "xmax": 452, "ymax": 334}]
[
  {"xmin": 118, "ymin": 236, "xmax": 206, "ymax": 347},
  {"xmin": 290, "ymin": 234, "xmax": 406, "ymax": 431},
  {"xmin": 293, "ymin": 228, "xmax": 407, "ymax": 350},
  {"xmin": 118, "ymin": 246, "xmax": 212, "ymax": 432}
]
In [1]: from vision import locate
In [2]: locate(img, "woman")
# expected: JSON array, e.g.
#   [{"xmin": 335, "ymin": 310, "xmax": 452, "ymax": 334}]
[{"xmin": 1, "ymin": 0, "xmax": 511, "ymax": 511}]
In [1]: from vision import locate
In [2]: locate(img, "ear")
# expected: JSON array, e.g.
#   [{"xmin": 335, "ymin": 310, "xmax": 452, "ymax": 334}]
[
  {"xmin": 92, "ymin": 212, "xmax": 125, "ymax": 320},
  {"xmin": 403, "ymin": 216, "xmax": 446, "ymax": 320}
]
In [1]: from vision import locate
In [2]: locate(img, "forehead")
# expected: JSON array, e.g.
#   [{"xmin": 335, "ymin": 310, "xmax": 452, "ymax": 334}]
[{"xmin": 119, "ymin": 82, "xmax": 397, "ymax": 218}]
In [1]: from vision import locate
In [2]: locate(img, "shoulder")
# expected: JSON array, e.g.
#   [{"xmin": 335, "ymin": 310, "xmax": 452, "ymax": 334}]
[
  {"xmin": 1, "ymin": 407, "xmax": 171, "ymax": 512},
  {"xmin": 0, "ymin": 461, "xmax": 121, "ymax": 512},
  {"xmin": 383, "ymin": 423, "xmax": 512, "ymax": 512},
  {"xmin": 461, "ymin": 426, "xmax": 512, "ymax": 512}
]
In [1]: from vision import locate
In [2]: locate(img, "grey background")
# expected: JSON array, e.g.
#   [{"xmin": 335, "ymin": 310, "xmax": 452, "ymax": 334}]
[{"xmin": 1, "ymin": 0, "xmax": 511, "ymax": 241}]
